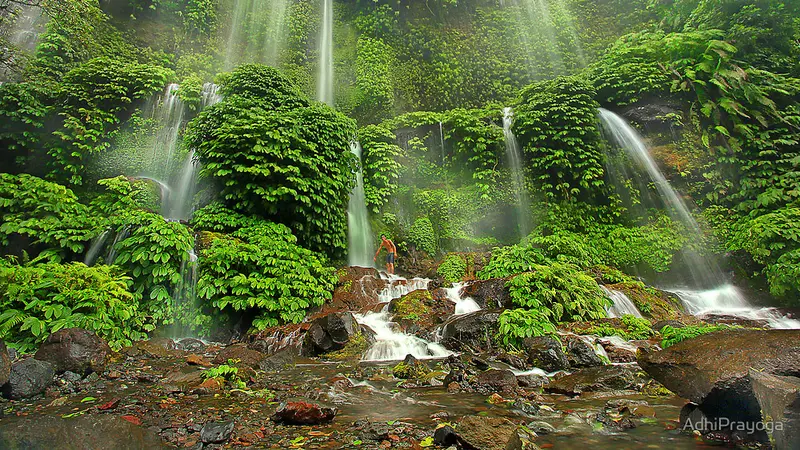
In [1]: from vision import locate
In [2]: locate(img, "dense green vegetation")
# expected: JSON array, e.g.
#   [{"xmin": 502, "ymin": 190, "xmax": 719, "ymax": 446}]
[{"xmin": 0, "ymin": 0, "xmax": 798, "ymax": 351}]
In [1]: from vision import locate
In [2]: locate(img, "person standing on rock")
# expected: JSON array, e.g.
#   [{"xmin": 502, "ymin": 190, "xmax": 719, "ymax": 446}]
[{"xmin": 374, "ymin": 234, "xmax": 397, "ymax": 275}]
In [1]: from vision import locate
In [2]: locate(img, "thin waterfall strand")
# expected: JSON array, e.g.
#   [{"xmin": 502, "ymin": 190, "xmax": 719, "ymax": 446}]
[
  {"xmin": 502, "ymin": 107, "xmax": 532, "ymax": 238},
  {"xmin": 347, "ymin": 142, "xmax": 374, "ymax": 267},
  {"xmin": 317, "ymin": 0, "xmax": 334, "ymax": 105}
]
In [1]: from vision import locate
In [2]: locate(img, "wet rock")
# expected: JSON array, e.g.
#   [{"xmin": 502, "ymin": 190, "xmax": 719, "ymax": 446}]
[
  {"xmin": 0, "ymin": 415, "xmax": 165, "ymax": 449},
  {"xmin": 512, "ymin": 399, "xmax": 540, "ymax": 416},
  {"xmin": 357, "ymin": 421, "xmax": 390, "ymax": 441},
  {"xmin": 2, "ymin": 358, "xmax": 55, "ymax": 399},
  {"xmin": 271, "ymin": 401, "xmax": 337, "ymax": 425},
  {"xmin": 393, "ymin": 354, "xmax": 430, "ymax": 380},
  {"xmin": 177, "ymin": 338, "xmax": 206, "ymax": 353},
  {"xmin": 470, "ymin": 356, "xmax": 490, "ymax": 371},
  {"xmin": 558, "ymin": 413, "xmax": 593, "ymax": 436},
  {"xmin": 61, "ymin": 371, "xmax": 82, "ymax": 384},
  {"xmin": 750, "ymin": 369, "xmax": 800, "ymax": 449},
  {"xmin": 606, "ymin": 399, "xmax": 655, "ymax": 418},
  {"xmin": 0, "ymin": 339, "xmax": 10, "ymax": 386},
  {"xmin": 564, "ymin": 336, "xmax": 603, "ymax": 368},
  {"xmin": 594, "ymin": 410, "xmax": 636, "ymax": 432},
  {"xmin": 444, "ymin": 366, "xmax": 466, "ymax": 387},
  {"xmin": 460, "ymin": 278, "xmax": 513, "ymax": 309},
  {"xmin": 527, "ymin": 421, "xmax": 556, "ymax": 435},
  {"xmin": 599, "ymin": 339, "xmax": 637, "ymax": 363},
  {"xmin": 249, "ymin": 323, "xmax": 308, "ymax": 355},
  {"xmin": 303, "ymin": 312, "xmax": 359, "ymax": 356},
  {"xmin": 259, "ymin": 346, "xmax": 298, "ymax": 371},
  {"xmin": 473, "ymin": 369, "xmax": 519, "ymax": 394},
  {"xmin": 547, "ymin": 365, "xmax": 639, "ymax": 396},
  {"xmin": 651, "ymin": 320, "xmax": 685, "ymax": 331},
  {"xmin": 34, "ymin": 328, "xmax": 111, "ymax": 375},
  {"xmin": 433, "ymin": 425, "xmax": 459, "ymax": 447},
  {"xmin": 185, "ymin": 354, "xmax": 211, "ymax": 366},
  {"xmin": 200, "ymin": 420, "xmax": 235, "ymax": 444},
  {"xmin": 212, "ymin": 343, "xmax": 266, "ymax": 369},
  {"xmin": 160, "ymin": 370, "xmax": 204, "ymax": 393},
  {"xmin": 440, "ymin": 310, "xmax": 501, "ymax": 353},
  {"xmin": 497, "ymin": 351, "xmax": 528, "ymax": 371},
  {"xmin": 326, "ymin": 266, "xmax": 388, "ymax": 313},
  {"xmin": 520, "ymin": 336, "xmax": 569, "ymax": 372},
  {"xmin": 456, "ymin": 415, "xmax": 519, "ymax": 450},
  {"xmin": 638, "ymin": 329, "xmax": 800, "ymax": 425},
  {"xmin": 621, "ymin": 100, "xmax": 683, "ymax": 133},
  {"xmin": 127, "ymin": 338, "xmax": 177, "ymax": 358},
  {"xmin": 505, "ymin": 426, "xmax": 540, "ymax": 450},
  {"xmin": 389, "ymin": 289, "xmax": 454, "ymax": 330},
  {"xmin": 517, "ymin": 373, "xmax": 548, "ymax": 389}
]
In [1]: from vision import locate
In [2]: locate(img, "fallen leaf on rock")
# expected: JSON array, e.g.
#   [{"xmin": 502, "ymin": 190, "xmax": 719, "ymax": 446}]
[
  {"xmin": 121, "ymin": 415, "xmax": 142, "ymax": 426},
  {"xmin": 98, "ymin": 398, "xmax": 121, "ymax": 411},
  {"xmin": 48, "ymin": 397, "xmax": 68, "ymax": 407}
]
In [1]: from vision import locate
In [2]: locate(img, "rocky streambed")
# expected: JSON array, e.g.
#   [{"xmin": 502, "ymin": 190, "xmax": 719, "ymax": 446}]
[{"xmin": 1, "ymin": 268, "xmax": 798, "ymax": 449}]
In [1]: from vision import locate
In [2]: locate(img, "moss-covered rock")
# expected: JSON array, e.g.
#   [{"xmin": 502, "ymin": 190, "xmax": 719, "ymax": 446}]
[
  {"xmin": 608, "ymin": 282, "xmax": 686, "ymax": 321},
  {"xmin": 392, "ymin": 355, "xmax": 431, "ymax": 380},
  {"xmin": 324, "ymin": 332, "xmax": 371, "ymax": 361}
]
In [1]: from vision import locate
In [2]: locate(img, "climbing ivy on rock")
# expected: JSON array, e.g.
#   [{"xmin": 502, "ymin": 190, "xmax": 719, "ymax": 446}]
[{"xmin": 186, "ymin": 65, "xmax": 357, "ymax": 258}]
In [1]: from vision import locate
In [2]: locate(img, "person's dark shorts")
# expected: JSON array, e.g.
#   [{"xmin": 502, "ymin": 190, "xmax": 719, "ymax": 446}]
[{"xmin": 387, "ymin": 252, "xmax": 395, "ymax": 264}]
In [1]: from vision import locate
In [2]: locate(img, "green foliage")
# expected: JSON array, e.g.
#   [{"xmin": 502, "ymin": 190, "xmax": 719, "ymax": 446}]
[
  {"xmin": 0, "ymin": 173, "xmax": 98, "ymax": 262},
  {"xmin": 202, "ymin": 362, "xmax": 246, "ymax": 389},
  {"xmin": 506, "ymin": 264, "xmax": 611, "ymax": 323},
  {"xmin": 177, "ymin": 74, "xmax": 203, "ymax": 111},
  {"xmin": 660, "ymin": 323, "xmax": 737, "ymax": 348},
  {"xmin": 186, "ymin": 64, "xmax": 357, "ymax": 258},
  {"xmin": 407, "ymin": 217, "xmax": 437, "ymax": 256},
  {"xmin": 392, "ymin": 360, "xmax": 430, "ymax": 380},
  {"xmin": 354, "ymin": 37, "xmax": 395, "ymax": 122},
  {"xmin": 196, "ymin": 222, "xmax": 336, "ymax": 329},
  {"xmin": 729, "ymin": 207, "xmax": 800, "ymax": 299},
  {"xmin": 359, "ymin": 125, "xmax": 402, "ymax": 212},
  {"xmin": 437, "ymin": 254, "xmax": 467, "ymax": 283},
  {"xmin": 585, "ymin": 315, "xmax": 654, "ymax": 340},
  {"xmin": 514, "ymin": 76, "xmax": 605, "ymax": 200},
  {"xmin": 497, "ymin": 309, "xmax": 557, "ymax": 349},
  {"xmin": 0, "ymin": 258, "xmax": 148, "ymax": 353}
]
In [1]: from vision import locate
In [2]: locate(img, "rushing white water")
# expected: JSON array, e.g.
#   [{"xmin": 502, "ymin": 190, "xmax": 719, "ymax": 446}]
[
  {"xmin": 502, "ymin": 107, "xmax": 532, "ymax": 238},
  {"xmin": 601, "ymin": 286, "xmax": 643, "ymax": 318},
  {"xmin": 347, "ymin": 142, "xmax": 374, "ymax": 267},
  {"xmin": 668, "ymin": 285, "xmax": 800, "ymax": 329},
  {"xmin": 599, "ymin": 108, "xmax": 726, "ymax": 288},
  {"xmin": 357, "ymin": 276, "xmax": 450, "ymax": 361},
  {"xmin": 356, "ymin": 311, "xmax": 451, "ymax": 361},
  {"xmin": 171, "ymin": 246, "xmax": 199, "ymax": 338},
  {"xmin": 105, "ymin": 225, "xmax": 132, "ymax": 264},
  {"xmin": 438, "ymin": 122, "xmax": 446, "ymax": 164},
  {"xmin": 444, "ymin": 283, "xmax": 482, "ymax": 315},
  {"xmin": 317, "ymin": 0, "xmax": 334, "ymax": 105},
  {"xmin": 84, "ymin": 230, "xmax": 111, "ymax": 266},
  {"xmin": 148, "ymin": 84, "xmax": 185, "ymax": 178}
]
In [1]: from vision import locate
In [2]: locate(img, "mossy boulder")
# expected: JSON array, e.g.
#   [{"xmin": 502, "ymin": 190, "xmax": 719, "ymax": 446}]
[
  {"xmin": 324, "ymin": 267, "xmax": 387, "ymax": 314},
  {"xmin": 607, "ymin": 282, "xmax": 685, "ymax": 321},
  {"xmin": 324, "ymin": 331, "xmax": 373, "ymax": 361},
  {"xmin": 392, "ymin": 355, "xmax": 431, "ymax": 380},
  {"xmin": 388, "ymin": 288, "xmax": 454, "ymax": 332}
]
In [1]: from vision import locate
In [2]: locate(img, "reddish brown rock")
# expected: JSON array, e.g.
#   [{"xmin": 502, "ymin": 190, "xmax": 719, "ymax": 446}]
[
  {"xmin": 212, "ymin": 343, "xmax": 266, "ymax": 369},
  {"xmin": 271, "ymin": 401, "xmax": 337, "ymax": 425},
  {"xmin": 34, "ymin": 328, "xmax": 111, "ymax": 375}
]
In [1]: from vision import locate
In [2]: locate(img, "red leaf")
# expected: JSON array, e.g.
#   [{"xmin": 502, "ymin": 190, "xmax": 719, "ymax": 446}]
[
  {"xmin": 121, "ymin": 415, "xmax": 142, "ymax": 426},
  {"xmin": 98, "ymin": 398, "xmax": 121, "ymax": 411}
]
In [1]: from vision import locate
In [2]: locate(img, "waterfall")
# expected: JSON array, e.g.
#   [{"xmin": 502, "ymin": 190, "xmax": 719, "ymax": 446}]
[
  {"xmin": 105, "ymin": 225, "xmax": 132, "ymax": 265},
  {"xmin": 438, "ymin": 122, "xmax": 446, "ymax": 165},
  {"xmin": 172, "ymin": 245, "xmax": 200, "ymax": 338},
  {"xmin": 201, "ymin": 82, "xmax": 222, "ymax": 108},
  {"xmin": 223, "ymin": 0, "xmax": 290, "ymax": 69},
  {"xmin": 601, "ymin": 286, "xmax": 643, "ymax": 318},
  {"xmin": 347, "ymin": 142, "xmax": 374, "ymax": 267},
  {"xmin": 668, "ymin": 286, "xmax": 800, "ymax": 329},
  {"xmin": 444, "ymin": 283, "xmax": 482, "ymax": 315},
  {"xmin": 356, "ymin": 277, "xmax": 451, "ymax": 361},
  {"xmin": 84, "ymin": 230, "xmax": 111, "ymax": 266},
  {"xmin": 598, "ymin": 108, "xmax": 725, "ymax": 289},
  {"xmin": 148, "ymin": 84, "xmax": 185, "ymax": 179},
  {"xmin": 502, "ymin": 107, "xmax": 532, "ymax": 238},
  {"xmin": 317, "ymin": 0, "xmax": 334, "ymax": 105}
]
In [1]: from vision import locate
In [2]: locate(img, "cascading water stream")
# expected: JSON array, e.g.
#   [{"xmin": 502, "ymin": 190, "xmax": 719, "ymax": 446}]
[
  {"xmin": 347, "ymin": 142, "xmax": 374, "ymax": 267},
  {"xmin": 223, "ymin": 0, "xmax": 290, "ymax": 69},
  {"xmin": 84, "ymin": 229, "xmax": 111, "ymax": 266},
  {"xmin": 601, "ymin": 286, "xmax": 643, "ymax": 318},
  {"xmin": 148, "ymin": 84, "xmax": 185, "ymax": 179},
  {"xmin": 444, "ymin": 283, "xmax": 482, "ymax": 315},
  {"xmin": 598, "ymin": 109, "xmax": 799, "ymax": 329},
  {"xmin": 502, "ymin": 107, "xmax": 532, "ymax": 238},
  {"xmin": 438, "ymin": 122, "xmax": 446, "ymax": 165},
  {"xmin": 171, "ymin": 245, "xmax": 199, "ymax": 338},
  {"xmin": 201, "ymin": 82, "xmax": 222, "ymax": 108},
  {"xmin": 356, "ymin": 277, "xmax": 451, "ymax": 361},
  {"xmin": 317, "ymin": 0, "xmax": 334, "ymax": 105}
]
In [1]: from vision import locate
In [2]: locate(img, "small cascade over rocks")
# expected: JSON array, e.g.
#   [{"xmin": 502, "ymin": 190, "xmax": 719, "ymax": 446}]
[
  {"xmin": 84, "ymin": 229, "xmax": 111, "ymax": 266},
  {"xmin": 669, "ymin": 285, "xmax": 800, "ymax": 329},
  {"xmin": 148, "ymin": 84, "xmax": 185, "ymax": 179},
  {"xmin": 444, "ymin": 283, "xmax": 482, "ymax": 316},
  {"xmin": 356, "ymin": 275, "xmax": 451, "ymax": 361},
  {"xmin": 601, "ymin": 286, "xmax": 643, "ymax": 318}
]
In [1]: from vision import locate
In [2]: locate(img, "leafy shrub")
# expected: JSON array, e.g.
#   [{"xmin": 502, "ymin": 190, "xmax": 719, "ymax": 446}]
[
  {"xmin": 0, "ymin": 173, "xmax": 99, "ymax": 262},
  {"xmin": 196, "ymin": 222, "xmax": 336, "ymax": 329},
  {"xmin": 407, "ymin": 217, "xmax": 437, "ymax": 255},
  {"xmin": 585, "ymin": 315, "xmax": 654, "ymax": 340},
  {"xmin": 186, "ymin": 65, "xmax": 357, "ymax": 258},
  {"xmin": 202, "ymin": 363, "xmax": 246, "ymax": 389},
  {"xmin": 497, "ymin": 309, "xmax": 557, "ymax": 349},
  {"xmin": 660, "ymin": 324, "xmax": 737, "ymax": 348},
  {"xmin": 506, "ymin": 263, "xmax": 611, "ymax": 323},
  {"xmin": 359, "ymin": 125, "xmax": 402, "ymax": 212},
  {"xmin": 0, "ymin": 259, "xmax": 148, "ymax": 353},
  {"xmin": 437, "ymin": 254, "xmax": 467, "ymax": 283}
]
